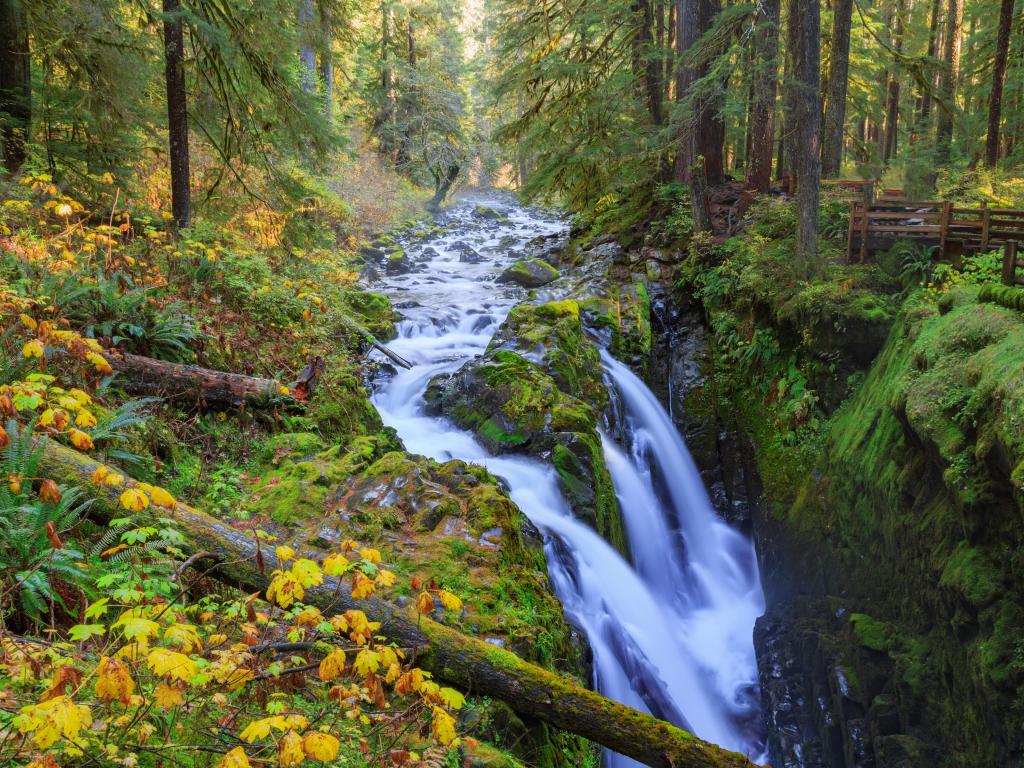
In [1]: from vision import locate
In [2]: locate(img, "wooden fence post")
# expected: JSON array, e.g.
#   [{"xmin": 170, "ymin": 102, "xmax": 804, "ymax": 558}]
[
  {"xmin": 939, "ymin": 201, "xmax": 952, "ymax": 260},
  {"xmin": 981, "ymin": 201, "xmax": 990, "ymax": 250},
  {"xmin": 1002, "ymin": 241, "xmax": 1019, "ymax": 286},
  {"xmin": 859, "ymin": 202, "xmax": 870, "ymax": 262}
]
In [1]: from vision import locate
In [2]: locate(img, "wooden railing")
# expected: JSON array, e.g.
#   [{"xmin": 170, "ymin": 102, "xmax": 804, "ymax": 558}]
[
  {"xmin": 1002, "ymin": 241, "xmax": 1024, "ymax": 287},
  {"xmin": 846, "ymin": 200, "xmax": 1024, "ymax": 263}
]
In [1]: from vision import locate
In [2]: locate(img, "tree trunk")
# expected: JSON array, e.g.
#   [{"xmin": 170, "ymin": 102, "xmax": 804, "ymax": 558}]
[
  {"xmin": 780, "ymin": 2, "xmax": 800, "ymax": 189},
  {"xmin": 821, "ymin": 0, "xmax": 852, "ymax": 177},
  {"xmin": 39, "ymin": 442, "xmax": 756, "ymax": 768},
  {"xmin": 163, "ymin": 0, "xmax": 191, "ymax": 231},
  {"xmin": 791, "ymin": 0, "xmax": 821, "ymax": 268},
  {"xmin": 917, "ymin": 0, "xmax": 941, "ymax": 124},
  {"xmin": 985, "ymin": 0, "xmax": 1014, "ymax": 166},
  {"xmin": 427, "ymin": 163, "xmax": 459, "ymax": 211},
  {"xmin": 0, "ymin": 0, "xmax": 30, "ymax": 174},
  {"xmin": 109, "ymin": 353, "xmax": 287, "ymax": 409},
  {"xmin": 746, "ymin": 0, "xmax": 780, "ymax": 191},
  {"xmin": 696, "ymin": 0, "xmax": 725, "ymax": 184},
  {"xmin": 674, "ymin": 0, "xmax": 713, "ymax": 230},
  {"xmin": 935, "ymin": 0, "xmax": 963, "ymax": 165},
  {"xmin": 298, "ymin": 0, "xmax": 318, "ymax": 93},
  {"xmin": 882, "ymin": 0, "xmax": 907, "ymax": 163},
  {"xmin": 318, "ymin": 0, "xmax": 334, "ymax": 122}
]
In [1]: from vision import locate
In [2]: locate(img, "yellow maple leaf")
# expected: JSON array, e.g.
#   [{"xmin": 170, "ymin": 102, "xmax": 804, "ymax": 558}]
[
  {"xmin": 431, "ymin": 706, "xmax": 458, "ymax": 746},
  {"xmin": 164, "ymin": 623, "xmax": 203, "ymax": 652},
  {"xmin": 359, "ymin": 547, "xmax": 382, "ymax": 564},
  {"xmin": 302, "ymin": 731, "xmax": 340, "ymax": 762},
  {"xmin": 375, "ymin": 569, "xmax": 397, "ymax": 587},
  {"xmin": 69, "ymin": 428, "xmax": 94, "ymax": 451},
  {"xmin": 15, "ymin": 695, "xmax": 93, "ymax": 749},
  {"xmin": 218, "ymin": 747, "xmax": 251, "ymax": 768},
  {"xmin": 351, "ymin": 572, "xmax": 375, "ymax": 600},
  {"xmin": 87, "ymin": 351, "xmax": 113, "ymax": 375},
  {"xmin": 438, "ymin": 590, "xmax": 463, "ymax": 612},
  {"xmin": 146, "ymin": 647, "xmax": 197, "ymax": 682},
  {"xmin": 321, "ymin": 552, "xmax": 350, "ymax": 576},
  {"xmin": 275, "ymin": 545, "xmax": 296, "ymax": 562},
  {"xmin": 439, "ymin": 687, "xmax": 466, "ymax": 710},
  {"xmin": 113, "ymin": 611, "xmax": 160, "ymax": 642},
  {"xmin": 318, "ymin": 649, "xmax": 346, "ymax": 681},
  {"xmin": 290, "ymin": 558, "xmax": 323, "ymax": 589},
  {"xmin": 74, "ymin": 409, "xmax": 97, "ymax": 428},
  {"xmin": 22, "ymin": 339, "xmax": 44, "ymax": 358},
  {"xmin": 240, "ymin": 715, "xmax": 288, "ymax": 743},
  {"xmin": 278, "ymin": 730, "xmax": 305, "ymax": 767},
  {"xmin": 95, "ymin": 656, "xmax": 135, "ymax": 704},
  {"xmin": 149, "ymin": 485, "xmax": 176, "ymax": 509},
  {"xmin": 153, "ymin": 681, "xmax": 186, "ymax": 709},
  {"xmin": 266, "ymin": 571, "xmax": 304, "ymax": 608},
  {"xmin": 119, "ymin": 488, "xmax": 149, "ymax": 512},
  {"xmin": 353, "ymin": 648, "xmax": 380, "ymax": 676}
]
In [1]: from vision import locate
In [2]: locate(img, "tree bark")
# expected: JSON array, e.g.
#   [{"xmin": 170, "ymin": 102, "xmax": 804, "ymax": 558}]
[
  {"xmin": 674, "ymin": 0, "xmax": 713, "ymax": 230},
  {"xmin": 984, "ymin": 0, "xmax": 1014, "ymax": 166},
  {"xmin": 298, "ymin": 0, "xmax": 318, "ymax": 93},
  {"xmin": 882, "ymin": 0, "xmax": 907, "ymax": 163},
  {"xmin": 790, "ymin": 0, "xmax": 821, "ymax": 269},
  {"xmin": 162, "ymin": 0, "xmax": 191, "ymax": 231},
  {"xmin": 317, "ymin": 0, "xmax": 334, "ymax": 122},
  {"xmin": 698, "ymin": 0, "xmax": 726, "ymax": 185},
  {"xmin": 917, "ymin": 0, "xmax": 941, "ymax": 124},
  {"xmin": 39, "ymin": 441, "xmax": 755, "ymax": 768},
  {"xmin": 746, "ymin": 0, "xmax": 780, "ymax": 191},
  {"xmin": 821, "ymin": 0, "xmax": 853, "ymax": 177},
  {"xmin": 109, "ymin": 353, "xmax": 286, "ymax": 409},
  {"xmin": 0, "ymin": 0, "xmax": 30, "ymax": 175},
  {"xmin": 935, "ymin": 0, "xmax": 963, "ymax": 165}
]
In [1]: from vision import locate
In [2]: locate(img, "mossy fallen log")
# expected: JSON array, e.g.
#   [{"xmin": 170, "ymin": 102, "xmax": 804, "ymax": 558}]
[{"xmin": 41, "ymin": 441, "xmax": 753, "ymax": 768}]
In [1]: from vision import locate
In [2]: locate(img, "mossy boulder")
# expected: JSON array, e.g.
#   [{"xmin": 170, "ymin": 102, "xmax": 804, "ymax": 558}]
[
  {"xmin": 489, "ymin": 300, "xmax": 608, "ymax": 407},
  {"xmin": 497, "ymin": 259, "xmax": 560, "ymax": 288},
  {"xmin": 425, "ymin": 302, "xmax": 627, "ymax": 555}
]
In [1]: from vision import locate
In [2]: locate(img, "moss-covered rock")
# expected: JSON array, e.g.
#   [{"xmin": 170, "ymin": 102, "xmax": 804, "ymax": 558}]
[
  {"xmin": 497, "ymin": 259, "xmax": 560, "ymax": 288},
  {"xmin": 579, "ymin": 281, "xmax": 652, "ymax": 375},
  {"xmin": 751, "ymin": 289, "xmax": 1024, "ymax": 766},
  {"xmin": 425, "ymin": 302, "xmax": 627, "ymax": 555}
]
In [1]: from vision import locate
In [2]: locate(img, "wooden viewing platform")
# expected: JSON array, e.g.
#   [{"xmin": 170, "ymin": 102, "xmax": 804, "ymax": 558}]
[{"xmin": 846, "ymin": 200, "xmax": 1024, "ymax": 265}]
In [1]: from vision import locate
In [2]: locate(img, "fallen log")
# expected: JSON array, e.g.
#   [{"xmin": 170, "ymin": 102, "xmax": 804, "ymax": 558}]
[
  {"xmin": 109, "ymin": 352, "xmax": 287, "ymax": 409},
  {"xmin": 41, "ymin": 442, "xmax": 753, "ymax": 768}
]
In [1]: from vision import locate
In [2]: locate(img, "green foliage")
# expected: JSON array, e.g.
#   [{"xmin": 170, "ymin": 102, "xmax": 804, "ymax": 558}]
[{"xmin": 0, "ymin": 421, "xmax": 91, "ymax": 626}]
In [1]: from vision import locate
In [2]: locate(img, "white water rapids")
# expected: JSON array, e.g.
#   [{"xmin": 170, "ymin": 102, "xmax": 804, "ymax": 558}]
[{"xmin": 368, "ymin": 194, "xmax": 766, "ymax": 763}]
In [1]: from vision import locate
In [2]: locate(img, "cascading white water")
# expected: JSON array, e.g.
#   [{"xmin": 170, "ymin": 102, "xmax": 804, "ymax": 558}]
[{"xmin": 368, "ymin": 194, "xmax": 765, "ymax": 763}]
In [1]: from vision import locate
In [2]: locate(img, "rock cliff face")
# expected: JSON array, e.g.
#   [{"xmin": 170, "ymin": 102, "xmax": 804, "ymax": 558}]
[{"xmin": 670, "ymin": 283, "xmax": 1024, "ymax": 768}]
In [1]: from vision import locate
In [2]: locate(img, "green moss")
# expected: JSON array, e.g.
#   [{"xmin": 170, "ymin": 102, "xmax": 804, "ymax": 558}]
[
  {"xmin": 850, "ymin": 613, "xmax": 890, "ymax": 652},
  {"xmin": 940, "ymin": 544, "xmax": 1002, "ymax": 606}
]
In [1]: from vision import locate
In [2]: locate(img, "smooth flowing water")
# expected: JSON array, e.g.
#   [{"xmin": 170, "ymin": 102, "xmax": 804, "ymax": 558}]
[{"xmin": 368, "ymin": 194, "xmax": 766, "ymax": 763}]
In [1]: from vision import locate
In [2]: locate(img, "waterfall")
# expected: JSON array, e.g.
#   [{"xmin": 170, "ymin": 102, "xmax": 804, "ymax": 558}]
[{"xmin": 369, "ymin": 194, "xmax": 766, "ymax": 764}]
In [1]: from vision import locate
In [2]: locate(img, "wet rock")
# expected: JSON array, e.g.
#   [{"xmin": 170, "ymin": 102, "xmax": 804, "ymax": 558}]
[
  {"xmin": 474, "ymin": 204, "xmax": 504, "ymax": 220},
  {"xmin": 459, "ymin": 248, "xmax": 485, "ymax": 264},
  {"xmin": 496, "ymin": 258, "xmax": 560, "ymax": 288},
  {"xmin": 385, "ymin": 250, "xmax": 413, "ymax": 275}
]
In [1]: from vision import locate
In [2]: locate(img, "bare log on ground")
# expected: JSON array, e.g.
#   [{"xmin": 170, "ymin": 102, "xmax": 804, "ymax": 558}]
[
  {"xmin": 41, "ymin": 442, "xmax": 753, "ymax": 768},
  {"xmin": 109, "ymin": 352, "xmax": 286, "ymax": 409}
]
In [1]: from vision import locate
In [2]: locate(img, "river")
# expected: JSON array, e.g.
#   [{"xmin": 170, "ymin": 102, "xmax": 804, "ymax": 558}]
[{"xmin": 368, "ymin": 192, "xmax": 767, "ymax": 764}]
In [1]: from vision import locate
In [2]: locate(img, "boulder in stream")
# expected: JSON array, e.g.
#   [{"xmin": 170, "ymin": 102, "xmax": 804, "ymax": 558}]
[{"xmin": 497, "ymin": 258, "xmax": 560, "ymax": 288}]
